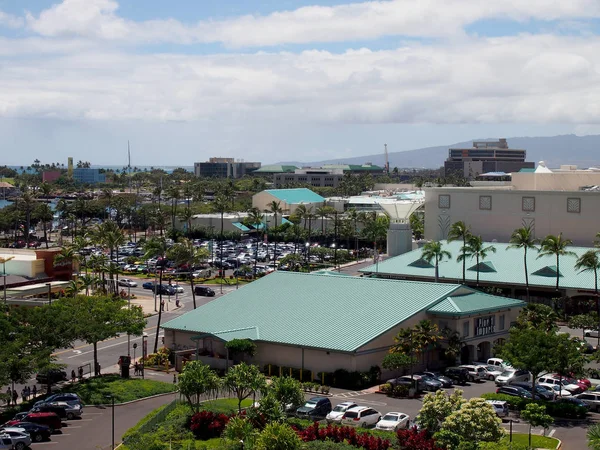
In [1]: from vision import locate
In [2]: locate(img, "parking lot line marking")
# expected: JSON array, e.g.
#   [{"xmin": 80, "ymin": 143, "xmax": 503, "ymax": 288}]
[
  {"xmin": 83, "ymin": 412, "xmax": 103, "ymax": 415},
  {"xmin": 77, "ymin": 419, "xmax": 93, "ymax": 421},
  {"xmin": 33, "ymin": 442, "xmax": 58, "ymax": 445},
  {"xmin": 548, "ymin": 429, "xmax": 556, "ymax": 437}
]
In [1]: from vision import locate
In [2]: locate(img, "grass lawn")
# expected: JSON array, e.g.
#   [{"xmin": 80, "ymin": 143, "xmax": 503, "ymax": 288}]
[
  {"xmin": 202, "ymin": 397, "xmax": 253, "ymax": 413},
  {"xmin": 66, "ymin": 374, "xmax": 177, "ymax": 405},
  {"xmin": 506, "ymin": 433, "xmax": 559, "ymax": 449}
]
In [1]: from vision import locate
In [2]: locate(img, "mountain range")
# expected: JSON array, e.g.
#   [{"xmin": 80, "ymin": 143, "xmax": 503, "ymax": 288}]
[{"xmin": 278, "ymin": 134, "xmax": 600, "ymax": 169}]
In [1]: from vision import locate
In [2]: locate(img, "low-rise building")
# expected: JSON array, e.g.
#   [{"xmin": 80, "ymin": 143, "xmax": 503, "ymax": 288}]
[
  {"xmin": 252, "ymin": 188, "xmax": 325, "ymax": 215},
  {"xmin": 162, "ymin": 272, "xmax": 525, "ymax": 376}
]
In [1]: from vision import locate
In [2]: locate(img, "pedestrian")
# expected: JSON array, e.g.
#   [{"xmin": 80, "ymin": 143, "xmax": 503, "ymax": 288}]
[
  {"xmin": 21, "ymin": 388, "xmax": 26, "ymax": 402},
  {"xmin": 95, "ymin": 362, "xmax": 101, "ymax": 376},
  {"xmin": 78, "ymin": 366, "xmax": 84, "ymax": 380},
  {"xmin": 161, "ymin": 300, "xmax": 165, "ymax": 311},
  {"xmin": 71, "ymin": 369, "xmax": 76, "ymax": 383},
  {"xmin": 26, "ymin": 386, "xmax": 30, "ymax": 401},
  {"xmin": 12, "ymin": 389, "xmax": 18, "ymax": 406},
  {"xmin": 32, "ymin": 385, "xmax": 37, "ymax": 398}
]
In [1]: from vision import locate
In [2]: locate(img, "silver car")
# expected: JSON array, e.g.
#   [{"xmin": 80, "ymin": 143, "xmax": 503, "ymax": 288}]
[
  {"xmin": 51, "ymin": 401, "xmax": 83, "ymax": 419},
  {"xmin": 0, "ymin": 428, "xmax": 32, "ymax": 450}
]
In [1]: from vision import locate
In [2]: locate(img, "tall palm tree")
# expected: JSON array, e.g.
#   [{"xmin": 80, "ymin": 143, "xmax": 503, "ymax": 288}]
[
  {"xmin": 346, "ymin": 208, "xmax": 360, "ymax": 261},
  {"xmin": 143, "ymin": 237, "xmax": 169, "ymax": 353},
  {"xmin": 361, "ymin": 212, "xmax": 390, "ymax": 266},
  {"xmin": 269, "ymin": 201, "xmax": 283, "ymax": 228},
  {"xmin": 447, "ymin": 221, "xmax": 471, "ymax": 284},
  {"xmin": 33, "ymin": 203, "xmax": 53, "ymax": 249},
  {"xmin": 247, "ymin": 207, "xmax": 264, "ymax": 278},
  {"xmin": 96, "ymin": 221, "xmax": 126, "ymax": 294},
  {"xmin": 166, "ymin": 185, "xmax": 180, "ymax": 230},
  {"xmin": 575, "ymin": 249, "xmax": 600, "ymax": 343},
  {"xmin": 413, "ymin": 320, "xmax": 443, "ymax": 368},
  {"xmin": 212, "ymin": 195, "xmax": 229, "ymax": 280},
  {"xmin": 178, "ymin": 208, "xmax": 194, "ymax": 235},
  {"xmin": 421, "ymin": 241, "xmax": 451, "ymax": 283},
  {"xmin": 53, "ymin": 246, "xmax": 80, "ymax": 280},
  {"xmin": 461, "ymin": 235, "xmax": 496, "ymax": 286},
  {"xmin": 294, "ymin": 204, "xmax": 309, "ymax": 231},
  {"xmin": 315, "ymin": 205, "xmax": 335, "ymax": 237},
  {"xmin": 168, "ymin": 238, "xmax": 208, "ymax": 309},
  {"xmin": 538, "ymin": 233, "xmax": 576, "ymax": 292},
  {"xmin": 507, "ymin": 226, "xmax": 537, "ymax": 301}
]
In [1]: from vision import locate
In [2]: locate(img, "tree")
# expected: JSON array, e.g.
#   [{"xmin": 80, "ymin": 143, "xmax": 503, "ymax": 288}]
[
  {"xmin": 436, "ymin": 397, "xmax": 503, "ymax": 446},
  {"xmin": 143, "ymin": 236, "xmax": 168, "ymax": 353},
  {"xmin": 267, "ymin": 376, "xmax": 304, "ymax": 411},
  {"xmin": 413, "ymin": 319, "xmax": 443, "ymax": 368},
  {"xmin": 361, "ymin": 213, "xmax": 389, "ymax": 263},
  {"xmin": 223, "ymin": 363, "xmax": 267, "ymax": 413},
  {"xmin": 448, "ymin": 221, "xmax": 471, "ymax": 284},
  {"xmin": 521, "ymin": 403, "xmax": 553, "ymax": 448},
  {"xmin": 178, "ymin": 361, "xmax": 221, "ymax": 413},
  {"xmin": 422, "ymin": 241, "xmax": 452, "ymax": 283},
  {"xmin": 61, "ymin": 295, "xmax": 146, "ymax": 377},
  {"xmin": 515, "ymin": 303, "xmax": 558, "ymax": 333},
  {"xmin": 575, "ymin": 249, "xmax": 600, "ymax": 342},
  {"xmin": 460, "ymin": 235, "xmax": 496, "ymax": 286},
  {"xmin": 538, "ymin": 233, "xmax": 576, "ymax": 292},
  {"xmin": 382, "ymin": 353, "xmax": 415, "ymax": 376},
  {"xmin": 417, "ymin": 389, "xmax": 466, "ymax": 433},
  {"xmin": 551, "ymin": 332, "xmax": 589, "ymax": 395},
  {"xmin": 269, "ymin": 201, "xmax": 284, "ymax": 228},
  {"xmin": 568, "ymin": 313, "xmax": 598, "ymax": 340},
  {"xmin": 167, "ymin": 238, "xmax": 208, "ymax": 309},
  {"xmin": 507, "ymin": 226, "xmax": 537, "ymax": 301},
  {"xmin": 225, "ymin": 339, "xmax": 257, "ymax": 362},
  {"xmin": 498, "ymin": 327, "xmax": 559, "ymax": 400},
  {"xmin": 246, "ymin": 207, "xmax": 264, "ymax": 278},
  {"xmin": 254, "ymin": 422, "xmax": 301, "ymax": 450}
]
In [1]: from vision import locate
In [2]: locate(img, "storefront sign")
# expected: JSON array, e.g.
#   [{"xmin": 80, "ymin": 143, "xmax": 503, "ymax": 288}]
[{"xmin": 475, "ymin": 316, "xmax": 495, "ymax": 336}]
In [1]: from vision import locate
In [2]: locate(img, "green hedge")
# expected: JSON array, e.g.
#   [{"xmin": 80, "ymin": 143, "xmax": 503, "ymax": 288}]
[{"xmin": 480, "ymin": 393, "xmax": 587, "ymax": 419}]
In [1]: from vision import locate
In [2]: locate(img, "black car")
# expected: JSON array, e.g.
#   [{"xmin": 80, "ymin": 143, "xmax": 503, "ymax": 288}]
[
  {"xmin": 6, "ymin": 422, "xmax": 51, "ymax": 442},
  {"xmin": 31, "ymin": 403, "xmax": 68, "ymax": 419},
  {"xmin": 194, "ymin": 286, "xmax": 216, "ymax": 297},
  {"xmin": 152, "ymin": 284, "xmax": 176, "ymax": 295},
  {"xmin": 296, "ymin": 397, "xmax": 332, "ymax": 419},
  {"xmin": 35, "ymin": 369, "xmax": 67, "ymax": 385},
  {"xmin": 496, "ymin": 386, "xmax": 532, "ymax": 399},
  {"xmin": 418, "ymin": 371, "xmax": 454, "ymax": 388},
  {"xmin": 444, "ymin": 367, "xmax": 469, "ymax": 385},
  {"xmin": 554, "ymin": 397, "xmax": 590, "ymax": 409},
  {"xmin": 511, "ymin": 382, "xmax": 553, "ymax": 401}
]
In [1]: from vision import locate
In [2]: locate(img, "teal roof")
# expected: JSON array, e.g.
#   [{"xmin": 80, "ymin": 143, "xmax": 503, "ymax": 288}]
[
  {"xmin": 310, "ymin": 270, "xmax": 354, "ymax": 277},
  {"xmin": 162, "ymin": 272, "xmax": 464, "ymax": 352},
  {"xmin": 254, "ymin": 165, "xmax": 298, "ymax": 173},
  {"xmin": 428, "ymin": 292, "xmax": 525, "ymax": 316},
  {"xmin": 519, "ymin": 168, "xmax": 536, "ymax": 173},
  {"xmin": 321, "ymin": 164, "xmax": 384, "ymax": 172},
  {"xmin": 232, "ymin": 222, "xmax": 251, "ymax": 232},
  {"xmin": 360, "ymin": 241, "xmax": 598, "ymax": 291},
  {"xmin": 265, "ymin": 188, "xmax": 325, "ymax": 205}
]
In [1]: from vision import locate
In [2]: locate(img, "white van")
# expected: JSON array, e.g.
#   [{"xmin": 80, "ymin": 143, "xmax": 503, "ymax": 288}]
[
  {"xmin": 487, "ymin": 358, "xmax": 511, "ymax": 369},
  {"xmin": 486, "ymin": 400, "xmax": 509, "ymax": 418}
]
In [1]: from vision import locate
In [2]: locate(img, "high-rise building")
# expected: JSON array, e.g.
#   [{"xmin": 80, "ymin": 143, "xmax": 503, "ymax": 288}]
[
  {"xmin": 194, "ymin": 157, "xmax": 261, "ymax": 179},
  {"xmin": 443, "ymin": 138, "xmax": 534, "ymax": 178}
]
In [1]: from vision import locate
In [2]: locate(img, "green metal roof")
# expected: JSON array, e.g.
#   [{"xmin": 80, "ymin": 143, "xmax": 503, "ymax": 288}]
[
  {"xmin": 265, "ymin": 188, "xmax": 325, "ymax": 205},
  {"xmin": 310, "ymin": 270, "xmax": 354, "ymax": 277},
  {"xmin": 321, "ymin": 164, "xmax": 384, "ymax": 172},
  {"xmin": 231, "ymin": 222, "xmax": 251, "ymax": 232},
  {"xmin": 360, "ymin": 240, "xmax": 598, "ymax": 291},
  {"xmin": 162, "ymin": 272, "xmax": 464, "ymax": 352},
  {"xmin": 254, "ymin": 165, "xmax": 298, "ymax": 173},
  {"xmin": 428, "ymin": 292, "xmax": 525, "ymax": 316}
]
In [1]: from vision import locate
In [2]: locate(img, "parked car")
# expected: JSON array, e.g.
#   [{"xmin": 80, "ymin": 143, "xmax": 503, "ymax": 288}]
[
  {"xmin": 575, "ymin": 392, "xmax": 600, "ymax": 412},
  {"xmin": 1, "ymin": 423, "xmax": 51, "ymax": 442},
  {"xmin": 458, "ymin": 365, "xmax": 487, "ymax": 382},
  {"xmin": 37, "ymin": 393, "xmax": 82, "ymax": 406},
  {"xmin": 495, "ymin": 369, "xmax": 531, "ymax": 386},
  {"xmin": 0, "ymin": 428, "xmax": 31, "ymax": 450},
  {"xmin": 5, "ymin": 412, "xmax": 62, "ymax": 433},
  {"xmin": 194, "ymin": 286, "xmax": 216, "ymax": 297},
  {"xmin": 35, "ymin": 369, "xmax": 67, "ymax": 385},
  {"xmin": 0, "ymin": 434, "xmax": 14, "ymax": 450},
  {"xmin": 487, "ymin": 358, "xmax": 511, "ymax": 369},
  {"xmin": 537, "ymin": 375, "xmax": 583, "ymax": 394},
  {"xmin": 341, "ymin": 406, "xmax": 382, "ymax": 428},
  {"xmin": 326, "ymin": 402, "xmax": 358, "ymax": 424},
  {"xmin": 49, "ymin": 401, "xmax": 82, "ymax": 419},
  {"xmin": 496, "ymin": 386, "xmax": 532, "ymax": 399},
  {"xmin": 296, "ymin": 397, "xmax": 332, "ymax": 419},
  {"xmin": 584, "ymin": 328, "xmax": 600, "ymax": 338},
  {"xmin": 172, "ymin": 285, "xmax": 184, "ymax": 293},
  {"xmin": 444, "ymin": 367, "xmax": 469, "ymax": 385},
  {"xmin": 486, "ymin": 400, "xmax": 509, "ymax": 418},
  {"xmin": 152, "ymin": 284, "xmax": 175, "ymax": 295},
  {"xmin": 414, "ymin": 375, "xmax": 443, "ymax": 392},
  {"xmin": 547, "ymin": 385, "xmax": 573, "ymax": 398},
  {"xmin": 142, "ymin": 281, "xmax": 155, "ymax": 290},
  {"xmin": 375, "ymin": 412, "xmax": 410, "ymax": 431},
  {"xmin": 118, "ymin": 279, "xmax": 138, "ymax": 287},
  {"xmin": 511, "ymin": 382, "xmax": 554, "ymax": 401},
  {"xmin": 484, "ymin": 365, "xmax": 504, "ymax": 381},
  {"xmin": 31, "ymin": 403, "xmax": 67, "ymax": 419},
  {"xmin": 554, "ymin": 397, "xmax": 589, "ymax": 409},
  {"xmin": 416, "ymin": 371, "xmax": 453, "ymax": 388}
]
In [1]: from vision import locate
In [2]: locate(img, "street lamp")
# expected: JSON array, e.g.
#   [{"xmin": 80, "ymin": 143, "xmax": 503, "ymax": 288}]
[
  {"xmin": 45, "ymin": 283, "xmax": 52, "ymax": 305},
  {"xmin": 1, "ymin": 256, "xmax": 15, "ymax": 305},
  {"xmin": 105, "ymin": 394, "xmax": 115, "ymax": 450},
  {"xmin": 127, "ymin": 285, "xmax": 131, "ymax": 357},
  {"xmin": 305, "ymin": 242, "xmax": 310, "ymax": 265},
  {"xmin": 332, "ymin": 243, "xmax": 337, "ymax": 272},
  {"xmin": 142, "ymin": 332, "xmax": 148, "ymax": 380}
]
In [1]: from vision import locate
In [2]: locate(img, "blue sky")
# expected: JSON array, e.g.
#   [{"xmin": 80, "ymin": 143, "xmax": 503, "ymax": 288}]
[{"xmin": 1, "ymin": 1, "xmax": 600, "ymax": 166}]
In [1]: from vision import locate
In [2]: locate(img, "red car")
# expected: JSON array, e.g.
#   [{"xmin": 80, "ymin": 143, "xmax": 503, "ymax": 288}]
[{"xmin": 6, "ymin": 412, "xmax": 62, "ymax": 433}]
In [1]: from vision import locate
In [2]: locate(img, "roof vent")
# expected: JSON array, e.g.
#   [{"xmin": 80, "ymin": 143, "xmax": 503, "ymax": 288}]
[
  {"xmin": 467, "ymin": 261, "xmax": 497, "ymax": 273},
  {"xmin": 408, "ymin": 258, "xmax": 434, "ymax": 269},
  {"xmin": 532, "ymin": 266, "xmax": 562, "ymax": 278}
]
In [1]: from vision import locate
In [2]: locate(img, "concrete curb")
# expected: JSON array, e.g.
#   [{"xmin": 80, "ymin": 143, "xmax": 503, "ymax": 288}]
[
  {"xmin": 94, "ymin": 390, "xmax": 178, "ymax": 407},
  {"xmin": 555, "ymin": 437, "xmax": 562, "ymax": 450}
]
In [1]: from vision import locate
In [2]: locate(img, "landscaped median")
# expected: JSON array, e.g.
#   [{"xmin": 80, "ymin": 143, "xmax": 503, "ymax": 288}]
[{"xmin": 64, "ymin": 374, "xmax": 177, "ymax": 405}]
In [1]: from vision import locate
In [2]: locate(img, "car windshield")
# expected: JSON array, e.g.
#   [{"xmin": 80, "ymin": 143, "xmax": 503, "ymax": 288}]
[
  {"xmin": 344, "ymin": 412, "xmax": 358, "ymax": 419},
  {"xmin": 333, "ymin": 405, "xmax": 348, "ymax": 412},
  {"xmin": 382, "ymin": 414, "xmax": 400, "ymax": 421},
  {"xmin": 500, "ymin": 370, "xmax": 515, "ymax": 376},
  {"xmin": 487, "ymin": 366, "xmax": 498, "ymax": 372},
  {"xmin": 304, "ymin": 401, "xmax": 316, "ymax": 408}
]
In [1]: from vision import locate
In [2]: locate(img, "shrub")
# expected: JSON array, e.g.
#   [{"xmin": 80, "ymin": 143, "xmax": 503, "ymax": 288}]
[
  {"xmin": 397, "ymin": 428, "xmax": 442, "ymax": 450},
  {"xmin": 379, "ymin": 383, "xmax": 392, "ymax": 394},
  {"xmin": 190, "ymin": 410, "xmax": 231, "ymax": 439},
  {"xmin": 393, "ymin": 385, "xmax": 409, "ymax": 398},
  {"xmin": 297, "ymin": 422, "xmax": 392, "ymax": 450},
  {"xmin": 480, "ymin": 393, "xmax": 586, "ymax": 419},
  {"xmin": 255, "ymin": 422, "xmax": 302, "ymax": 450}
]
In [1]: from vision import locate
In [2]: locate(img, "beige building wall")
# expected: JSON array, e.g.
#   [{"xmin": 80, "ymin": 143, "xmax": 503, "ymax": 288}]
[
  {"xmin": 511, "ymin": 171, "xmax": 600, "ymax": 191},
  {"xmin": 424, "ymin": 187, "xmax": 599, "ymax": 245}
]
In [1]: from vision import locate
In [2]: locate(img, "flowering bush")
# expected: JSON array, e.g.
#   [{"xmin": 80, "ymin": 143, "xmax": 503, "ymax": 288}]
[
  {"xmin": 396, "ymin": 428, "xmax": 442, "ymax": 450},
  {"xmin": 190, "ymin": 410, "xmax": 231, "ymax": 439},
  {"xmin": 297, "ymin": 422, "xmax": 391, "ymax": 450}
]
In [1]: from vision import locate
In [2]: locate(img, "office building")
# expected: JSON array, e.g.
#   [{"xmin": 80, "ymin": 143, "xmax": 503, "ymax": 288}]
[
  {"xmin": 72, "ymin": 168, "xmax": 105, "ymax": 184},
  {"xmin": 194, "ymin": 157, "xmax": 261, "ymax": 179}
]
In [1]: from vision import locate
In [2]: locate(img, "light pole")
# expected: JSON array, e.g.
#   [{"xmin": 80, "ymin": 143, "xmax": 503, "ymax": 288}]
[
  {"xmin": 1, "ymin": 256, "xmax": 15, "ymax": 305},
  {"xmin": 105, "ymin": 394, "xmax": 115, "ymax": 450},
  {"xmin": 127, "ymin": 285, "xmax": 131, "ymax": 357},
  {"xmin": 45, "ymin": 283, "xmax": 52, "ymax": 305},
  {"xmin": 142, "ymin": 332, "xmax": 148, "ymax": 380},
  {"xmin": 332, "ymin": 243, "xmax": 337, "ymax": 272},
  {"xmin": 305, "ymin": 242, "xmax": 309, "ymax": 266}
]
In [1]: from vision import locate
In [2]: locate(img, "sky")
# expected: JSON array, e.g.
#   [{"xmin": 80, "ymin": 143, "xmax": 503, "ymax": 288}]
[{"xmin": 1, "ymin": 0, "xmax": 600, "ymax": 166}]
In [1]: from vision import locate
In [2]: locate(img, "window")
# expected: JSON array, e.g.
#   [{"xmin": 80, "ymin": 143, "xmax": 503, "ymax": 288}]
[
  {"xmin": 479, "ymin": 195, "xmax": 492, "ymax": 210},
  {"xmin": 522, "ymin": 196, "xmax": 535, "ymax": 212},
  {"xmin": 463, "ymin": 321, "xmax": 470, "ymax": 337},
  {"xmin": 567, "ymin": 197, "xmax": 581, "ymax": 213},
  {"xmin": 438, "ymin": 194, "xmax": 451, "ymax": 209},
  {"xmin": 499, "ymin": 314, "xmax": 505, "ymax": 330}
]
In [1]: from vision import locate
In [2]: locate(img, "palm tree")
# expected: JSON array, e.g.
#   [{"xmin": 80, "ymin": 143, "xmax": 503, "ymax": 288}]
[
  {"xmin": 421, "ymin": 241, "xmax": 451, "ymax": 283},
  {"xmin": 96, "ymin": 221, "xmax": 125, "ymax": 294},
  {"xmin": 268, "ymin": 201, "xmax": 283, "ymax": 227},
  {"xmin": 575, "ymin": 249, "xmax": 600, "ymax": 342},
  {"xmin": 538, "ymin": 233, "xmax": 576, "ymax": 292},
  {"xmin": 295, "ymin": 204, "xmax": 309, "ymax": 231},
  {"xmin": 166, "ymin": 185, "xmax": 180, "ymax": 230},
  {"xmin": 413, "ymin": 320, "xmax": 443, "ymax": 368},
  {"xmin": 315, "ymin": 205, "xmax": 335, "ymax": 237},
  {"xmin": 212, "ymin": 195, "xmax": 229, "ymax": 281},
  {"xmin": 168, "ymin": 238, "xmax": 208, "ymax": 309},
  {"xmin": 33, "ymin": 203, "xmax": 54, "ymax": 249},
  {"xmin": 178, "ymin": 208, "xmax": 194, "ymax": 235},
  {"xmin": 247, "ymin": 207, "xmax": 264, "ymax": 278},
  {"xmin": 461, "ymin": 235, "xmax": 496, "ymax": 286},
  {"xmin": 53, "ymin": 246, "xmax": 80, "ymax": 279},
  {"xmin": 346, "ymin": 208, "xmax": 360, "ymax": 260},
  {"xmin": 143, "ymin": 237, "xmax": 169, "ymax": 353},
  {"xmin": 507, "ymin": 226, "xmax": 537, "ymax": 301},
  {"xmin": 447, "ymin": 221, "xmax": 471, "ymax": 284}
]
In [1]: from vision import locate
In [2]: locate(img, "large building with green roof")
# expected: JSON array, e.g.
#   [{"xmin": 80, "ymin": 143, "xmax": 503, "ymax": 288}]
[
  {"xmin": 252, "ymin": 188, "xmax": 325, "ymax": 214},
  {"xmin": 360, "ymin": 240, "xmax": 599, "ymax": 301},
  {"xmin": 162, "ymin": 271, "xmax": 525, "ymax": 376}
]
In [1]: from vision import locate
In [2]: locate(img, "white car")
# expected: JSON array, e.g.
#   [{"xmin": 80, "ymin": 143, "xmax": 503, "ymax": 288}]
[
  {"xmin": 118, "ymin": 278, "xmax": 138, "ymax": 287},
  {"xmin": 341, "ymin": 406, "xmax": 382, "ymax": 428},
  {"xmin": 495, "ymin": 369, "xmax": 531, "ymax": 386},
  {"xmin": 584, "ymin": 329, "xmax": 600, "ymax": 338},
  {"xmin": 538, "ymin": 376, "xmax": 580, "ymax": 394},
  {"xmin": 0, "ymin": 428, "xmax": 32, "ymax": 450},
  {"xmin": 172, "ymin": 285, "xmax": 184, "ymax": 293},
  {"xmin": 375, "ymin": 412, "xmax": 410, "ymax": 431},
  {"xmin": 485, "ymin": 365, "xmax": 504, "ymax": 381},
  {"xmin": 326, "ymin": 402, "xmax": 358, "ymax": 424}
]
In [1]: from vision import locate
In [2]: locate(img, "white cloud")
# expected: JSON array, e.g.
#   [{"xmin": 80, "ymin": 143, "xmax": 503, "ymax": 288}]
[
  {"xmin": 0, "ymin": 10, "xmax": 24, "ymax": 28},
  {"xmin": 22, "ymin": 0, "xmax": 600, "ymax": 47},
  {"xmin": 1, "ymin": 33, "xmax": 600, "ymax": 127}
]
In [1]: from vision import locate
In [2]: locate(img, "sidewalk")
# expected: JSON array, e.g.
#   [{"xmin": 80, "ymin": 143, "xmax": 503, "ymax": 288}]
[{"xmin": 130, "ymin": 294, "xmax": 182, "ymax": 316}]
